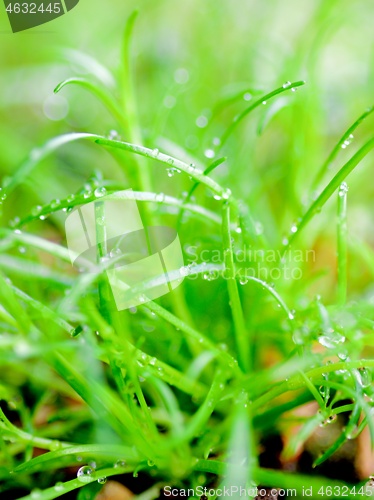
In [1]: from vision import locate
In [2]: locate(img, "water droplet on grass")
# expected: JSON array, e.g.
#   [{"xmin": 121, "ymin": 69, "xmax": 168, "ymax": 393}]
[
  {"xmin": 338, "ymin": 182, "xmax": 349, "ymax": 197},
  {"xmin": 108, "ymin": 130, "xmax": 120, "ymax": 141},
  {"xmin": 282, "ymin": 81, "xmax": 291, "ymax": 88},
  {"xmin": 152, "ymin": 148, "xmax": 159, "ymax": 158},
  {"xmin": 98, "ymin": 477, "xmax": 107, "ymax": 485},
  {"xmin": 114, "ymin": 459, "xmax": 126, "ymax": 468},
  {"xmin": 291, "ymin": 224, "xmax": 298, "ymax": 233},
  {"xmin": 95, "ymin": 187, "xmax": 107, "ymax": 198},
  {"xmin": 9, "ymin": 217, "xmax": 20, "ymax": 228},
  {"xmin": 291, "ymin": 87, "xmax": 297, "ymax": 92},
  {"xmin": 77, "ymin": 466, "xmax": 94, "ymax": 483},
  {"xmin": 54, "ymin": 482, "xmax": 64, "ymax": 492},
  {"xmin": 243, "ymin": 92, "xmax": 252, "ymax": 101},
  {"xmin": 51, "ymin": 199, "xmax": 60, "ymax": 209},
  {"xmin": 357, "ymin": 367, "xmax": 372, "ymax": 388},
  {"xmin": 222, "ymin": 188, "xmax": 231, "ymax": 200},
  {"xmin": 204, "ymin": 149, "xmax": 215, "ymax": 159}
]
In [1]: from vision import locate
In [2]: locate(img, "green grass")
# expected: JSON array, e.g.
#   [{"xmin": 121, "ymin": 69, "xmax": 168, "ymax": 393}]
[{"xmin": 1, "ymin": 1, "xmax": 374, "ymax": 499}]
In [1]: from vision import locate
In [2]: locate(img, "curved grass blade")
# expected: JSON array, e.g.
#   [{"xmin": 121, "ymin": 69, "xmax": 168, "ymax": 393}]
[
  {"xmin": 220, "ymin": 80, "xmax": 306, "ymax": 146},
  {"xmin": 13, "ymin": 444, "xmax": 139, "ymax": 474},
  {"xmin": 54, "ymin": 78, "xmax": 126, "ymax": 130},
  {"xmin": 312, "ymin": 105, "xmax": 374, "ymax": 190},
  {"xmin": 285, "ymin": 136, "xmax": 374, "ymax": 249},
  {"xmin": 2, "ymin": 132, "xmax": 228, "ymax": 200},
  {"xmin": 17, "ymin": 190, "xmax": 220, "ymax": 231},
  {"xmin": 16, "ymin": 466, "xmax": 130, "ymax": 500},
  {"xmin": 95, "ymin": 137, "xmax": 228, "ymax": 197}
]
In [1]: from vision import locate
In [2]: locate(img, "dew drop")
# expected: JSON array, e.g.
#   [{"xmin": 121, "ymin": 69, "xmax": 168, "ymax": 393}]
[
  {"xmin": 338, "ymin": 182, "xmax": 349, "ymax": 197},
  {"xmin": 204, "ymin": 149, "xmax": 215, "ymax": 159},
  {"xmin": 114, "ymin": 459, "xmax": 126, "ymax": 468},
  {"xmin": 84, "ymin": 191, "xmax": 92, "ymax": 199},
  {"xmin": 290, "ymin": 224, "xmax": 298, "ymax": 233},
  {"xmin": 98, "ymin": 477, "xmax": 107, "ymax": 485},
  {"xmin": 54, "ymin": 482, "xmax": 64, "ymax": 492},
  {"xmin": 108, "ymin": 130, "xmax": 120, "ymax": 141},
  {"xmin": 152, "ymin": 148, "xmax": 159, "ymax": 158},
  {"xmin": 357, "ymin": 367, "xmax": 372, "ymax": 388},
  {"xmin": 243, "ymin": 92, "xmax": 252, "ymax": 101},
  {"xmin": 291, "ymin": 87, "xmax": 297, "ymax": 92},
  {"xmin": 222, "ymin": 188, "xmax": 231, "ymax": 200},
  {"xmin": 51, "ymin": 199, "xmax": 61, "ymax": 209},
  {"xmin": 77, "ymin": 466, "xmax": 94, "ymax": 483},
  {"xmin": 95, "ymin": 187, "xmax": 107, "ymax": 198},
  {"xmin": 282, "ymin": 81, "xmax": 291, "ymax": 88},
  {"xmin": 262, "ymin": 101, "xmax": 267, "ymax": 105}
]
